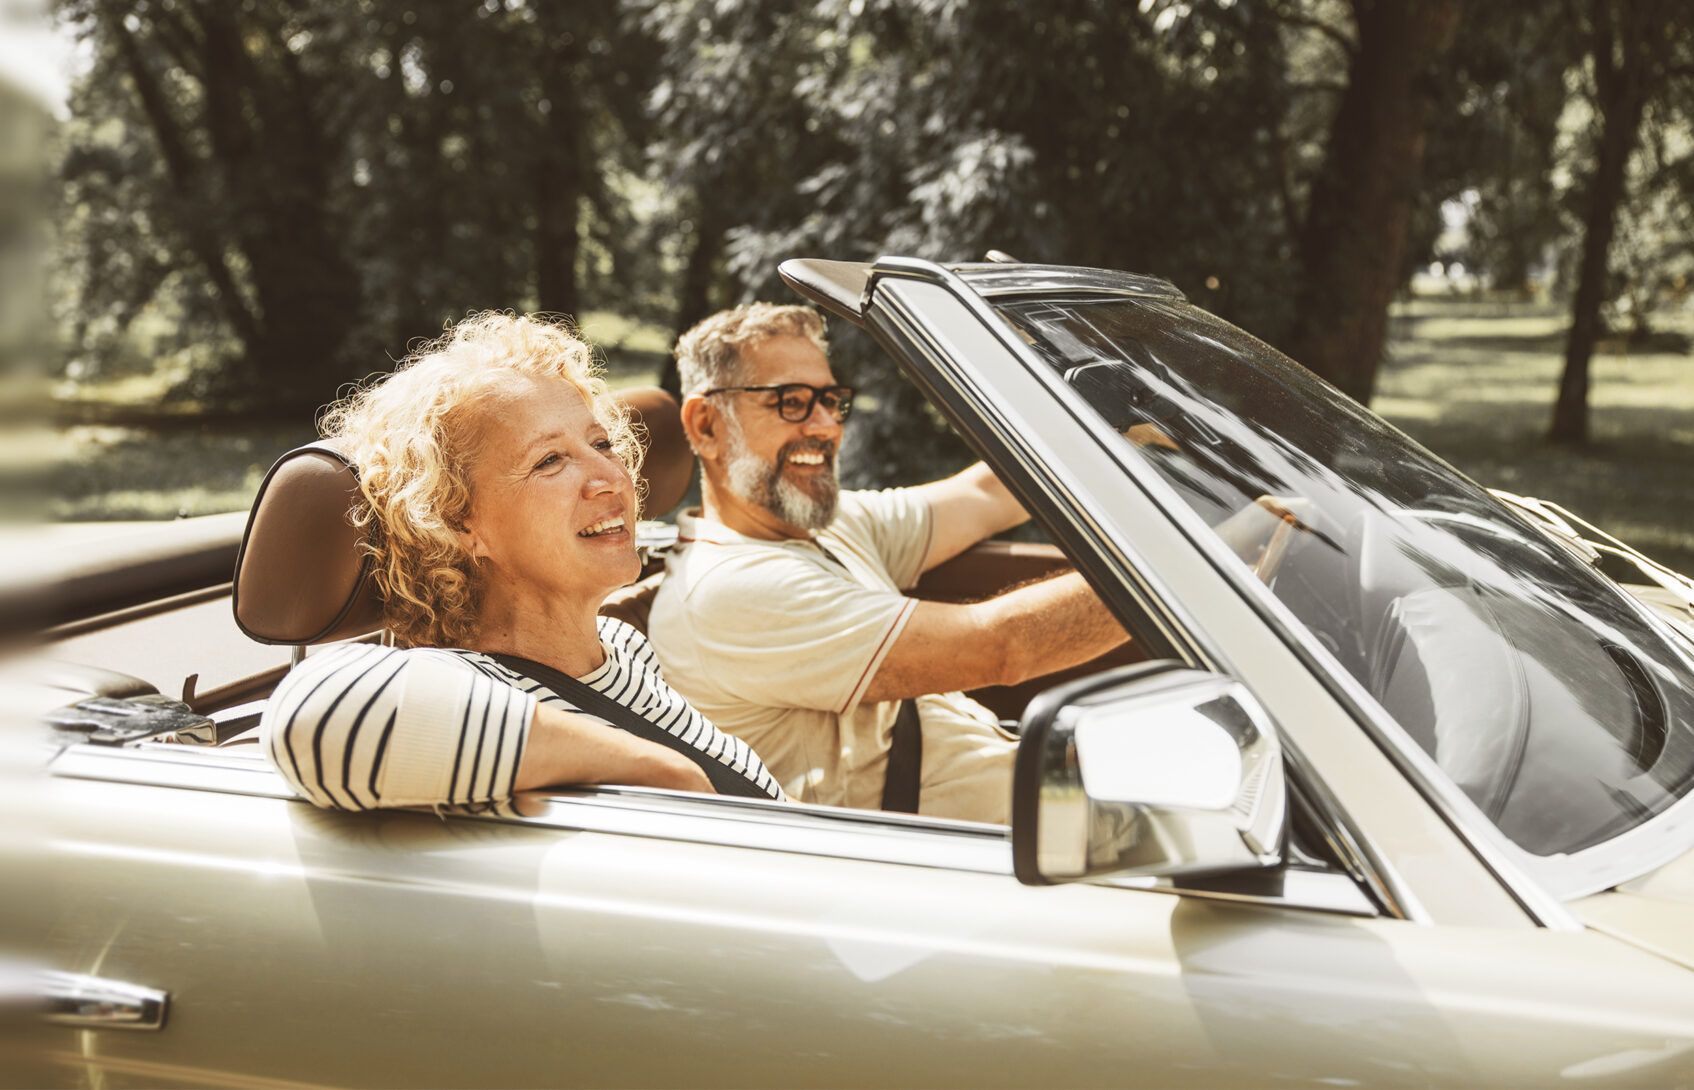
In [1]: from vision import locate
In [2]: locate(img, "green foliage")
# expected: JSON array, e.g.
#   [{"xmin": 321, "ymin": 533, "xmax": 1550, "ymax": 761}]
[
  {"xmin": 44, "ymin": 0, "xmax": 1694, "ymax": 465},
  {"xmin": 640, "ymin": 0, "xmax": 1317, "ymax": 480},
  {"xmin": 1416, "ymin": 3, "xmax": 1576, "ymax": 292},
  {"xmin": 0, "ymin": 79, "xmax": 56, "ymax": 383},
  {"xmin": 52, "ymin": 0, "xmax": 656, "ymax": 412}
]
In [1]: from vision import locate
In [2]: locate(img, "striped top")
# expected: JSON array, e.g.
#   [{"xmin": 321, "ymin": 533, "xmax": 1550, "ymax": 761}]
[{"xmin": 262, "ymin": 616, "xmax": 784, "ymax": 811}]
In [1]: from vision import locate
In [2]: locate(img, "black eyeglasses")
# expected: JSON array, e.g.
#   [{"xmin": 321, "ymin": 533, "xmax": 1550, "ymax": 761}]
[{"xmin": 703, "ymin": 383, "xmax": 855, "ymax": 423}]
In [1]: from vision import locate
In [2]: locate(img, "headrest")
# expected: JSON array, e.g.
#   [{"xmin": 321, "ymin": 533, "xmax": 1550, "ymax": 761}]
[{"xmin": 233, "ymin": 386, "xmax": 693, "ymax": 646}]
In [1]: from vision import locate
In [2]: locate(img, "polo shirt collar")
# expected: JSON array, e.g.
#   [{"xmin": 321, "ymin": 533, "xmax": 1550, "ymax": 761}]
[{"xmin": 675, "ymin": 506, "xmax": 831, "ymax": 553}]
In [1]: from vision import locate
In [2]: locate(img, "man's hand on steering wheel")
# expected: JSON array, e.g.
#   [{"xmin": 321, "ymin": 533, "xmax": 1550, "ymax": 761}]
[{"xmin": 1214, "ymin": 495, "xmax": 1329, "ymax": 582}]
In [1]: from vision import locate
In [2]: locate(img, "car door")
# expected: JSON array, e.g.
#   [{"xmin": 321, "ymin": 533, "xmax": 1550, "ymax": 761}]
[{"xmin": 29, "ymin": 731, "xmax": 1694, "ymax": 1088}]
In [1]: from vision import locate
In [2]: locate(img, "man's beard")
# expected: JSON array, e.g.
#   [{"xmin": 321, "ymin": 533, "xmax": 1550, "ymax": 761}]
[{"xmin": 722, "ymin": 412, "xmax": 839, "ymax": 531}]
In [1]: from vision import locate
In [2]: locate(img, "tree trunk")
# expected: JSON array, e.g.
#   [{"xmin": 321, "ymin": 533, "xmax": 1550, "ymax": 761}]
[
  {"xmin": 1548, "ymin": 0, "xmax": 1652, "ymax": 445},
  {"xmin": 1283, "ymin": 0, "xmax": 1462, "ymax": 404},
  {"xmin": 199, "ymin": 3, "xmax": 359, "ymax": 409},
  {"xmin": 535, "ymin": 35, "xmax": 583, "ymax": 320},
  {"xmin": 111, "ymin": 16, "xmax": 260, "ymax": 350},
  {"xmin": 661, "ymin": 210, "xmax": 726, "ymax": 397}
]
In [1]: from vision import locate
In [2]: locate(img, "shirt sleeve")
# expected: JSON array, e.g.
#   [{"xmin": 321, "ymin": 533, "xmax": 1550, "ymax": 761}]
[
  {"xmin": 685, "ymin": 550, "xmax": 915, "ymax": 717},
  {"xmin": 840, "ymin": 487, "xmax": 935, "ymax": 589},
  {"xmin": 262, "ymin": 643, "xmax": 535, "ymax": 812}
]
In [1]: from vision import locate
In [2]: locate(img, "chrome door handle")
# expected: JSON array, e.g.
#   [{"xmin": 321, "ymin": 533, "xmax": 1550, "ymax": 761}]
[{"xmin": 40, "ymin": 971, "xmax": 168, "ymax": 1031}]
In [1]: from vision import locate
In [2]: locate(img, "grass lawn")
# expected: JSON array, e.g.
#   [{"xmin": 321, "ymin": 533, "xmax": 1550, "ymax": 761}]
[
  {"xmin": 25, "ymin": 310, "xmax": 670, "ymax": 522},
  {"xmin": 29, "ymin": 296, "xmax": 1694, "ymax": 574},
  {"xmin": 1375, "ymin": 297, "xmax": 1694, "ymax": 575}
]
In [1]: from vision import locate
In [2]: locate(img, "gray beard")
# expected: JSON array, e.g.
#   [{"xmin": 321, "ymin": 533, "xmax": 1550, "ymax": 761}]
[{"xmin": 722, "ymin": 413, "xmax": 839, "ymax": 531}]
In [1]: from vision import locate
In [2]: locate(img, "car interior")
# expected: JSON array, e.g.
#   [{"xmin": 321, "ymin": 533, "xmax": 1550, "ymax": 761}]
[
  {"xmin": 32, "ymin": 382, "xmax": 1373, "ymax": 923},
  {"xmin": 39, "ymin": 386, "xmax": 1146, "ymax": 794}
]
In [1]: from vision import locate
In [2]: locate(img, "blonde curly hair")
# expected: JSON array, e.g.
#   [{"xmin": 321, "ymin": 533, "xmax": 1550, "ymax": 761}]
[{"xmin": 320, "ymin": 312, "xmax": 642, "ymax": 649}]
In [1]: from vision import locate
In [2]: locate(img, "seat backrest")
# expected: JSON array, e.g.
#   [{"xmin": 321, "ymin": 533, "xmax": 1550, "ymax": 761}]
[{"xmin": 233, "ymin": 386, "xmax": 693, "ymax": 646}]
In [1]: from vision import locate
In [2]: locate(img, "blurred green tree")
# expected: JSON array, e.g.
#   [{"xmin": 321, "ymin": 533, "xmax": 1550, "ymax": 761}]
[
  {"xmin": 1409, "ymin": 1, "xmax": 1574, "ymax": 296},
  {"xmin": 1549, "ymin": 0, "xmax": 1692, "ymax": 444},
  {"xmin": 1278, "ymin": 0, "xmax": 1464, "ymax": 403},
  {"xmin": 640, "ymin": 0, "xmax": 1305, "ymax": 482},
  {"xmin": 0, "ymin": 79, "xmax": 55, "ymax": 387},
  {"xmin": 53, "ymin": 0, "xmax": 652, "ymax": 412}
]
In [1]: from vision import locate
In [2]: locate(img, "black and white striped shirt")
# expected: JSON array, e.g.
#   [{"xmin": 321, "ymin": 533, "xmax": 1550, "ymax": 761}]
[{"xmin": 263, "ymin": 616, "xmax": 784, "ymax": 811}]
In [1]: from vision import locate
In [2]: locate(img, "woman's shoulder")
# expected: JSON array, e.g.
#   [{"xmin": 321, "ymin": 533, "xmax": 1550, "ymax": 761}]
[
  {"xmin": 595, "ymin": 614, "xmax": 661, "ymax": 673},
  {"xmin": 283, "ymin": 641, "xmax": 516, "ymax": 683},
  {"xmin": 595, "ymin": 613, "xmax": 648, "ymax": 650}
]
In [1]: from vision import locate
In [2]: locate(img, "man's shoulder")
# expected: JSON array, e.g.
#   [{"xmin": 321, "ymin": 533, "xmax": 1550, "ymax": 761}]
[
  {"xmin": 825, "ymin": 486, "xmax": 931, "ymax": 560},
  {"xmin": 658, "ymin": 532, "xmax": 816, "ymax": 607},
  {"xmin": 839, "ymin": 485, "xmax": 929, "ymax": 525}
]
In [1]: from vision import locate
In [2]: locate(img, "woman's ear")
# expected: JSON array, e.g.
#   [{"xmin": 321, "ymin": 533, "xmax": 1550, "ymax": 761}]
[{"xmin": 454, "ymin": 515, "xmax": 490, "ymax": 562}]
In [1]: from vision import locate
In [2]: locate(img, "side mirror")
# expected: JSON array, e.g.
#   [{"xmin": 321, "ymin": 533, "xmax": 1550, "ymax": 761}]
[{"xmin": 1012, "ymin": 661, "xmax": 1286, "ymax": 886}]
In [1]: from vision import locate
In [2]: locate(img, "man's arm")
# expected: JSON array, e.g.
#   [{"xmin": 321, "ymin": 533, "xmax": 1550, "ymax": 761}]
[
  {"xmin": 859, "ymin": 570, "xmax": 1129, "ymax": 703},
  {"xmin": 911, "ymin": 462, "xmax": 1030, "ymax": 572},
  {"xmin": 515, "ymin": 704, "xmax": 713, "ymax": 794}
]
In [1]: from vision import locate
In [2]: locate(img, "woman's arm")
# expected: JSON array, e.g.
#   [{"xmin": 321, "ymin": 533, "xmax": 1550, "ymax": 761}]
[
  {"xmin": 516, "ymin": 703, "xmax": 713, "ymax": 794},
  {"xmin": 262, "ymin": 643, "xmax": 712, "ymax": 811}
]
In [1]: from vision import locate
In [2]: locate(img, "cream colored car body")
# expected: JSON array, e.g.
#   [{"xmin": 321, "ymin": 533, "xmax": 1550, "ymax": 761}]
[{"xmin": 12, "ymin": 257, "xmax": 1694, "ymax": 1087}]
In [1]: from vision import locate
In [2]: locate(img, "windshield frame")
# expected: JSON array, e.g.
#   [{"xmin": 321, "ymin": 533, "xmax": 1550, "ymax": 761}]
[
  {"xmin": 945, "ymin": 265, "xmax": 1694, "ymax": 905},
  {"xmin": 852, "ymin": 258, "xmax": 1538, "ymax": 927}
]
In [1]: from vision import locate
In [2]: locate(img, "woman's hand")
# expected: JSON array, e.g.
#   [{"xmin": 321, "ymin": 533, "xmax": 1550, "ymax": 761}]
[{"xmin": 515, "ymin": 703, "xmax": 717, "ymax": 795}]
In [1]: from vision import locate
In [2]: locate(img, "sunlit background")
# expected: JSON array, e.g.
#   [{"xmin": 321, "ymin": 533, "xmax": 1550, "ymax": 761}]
[{"xmin": 3, "ymin": 0, "xmax": 1692, "ymax": 568}]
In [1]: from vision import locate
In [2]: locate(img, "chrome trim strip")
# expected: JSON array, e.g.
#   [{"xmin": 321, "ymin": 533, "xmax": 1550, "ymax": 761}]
[
  {"xmin": 871, "ymin": 260, "xmax": 1579, "ymax": 930},
  {"xmin": 944, "ymin": 263, "xmax": 1186, "ymax": 300},
  {"xmin": 865, "ymin": 257, "xmax": 1442, "ymax": 924},
  {"xmin": 482, "ymin": 792, "xmax": 1376, "ymax": 916},
  {"xmin": 507, "ymin": 790, "xmax": 1016, "ymax": 874},
  {"xmin": 1104, "ymin": 867, "xmax": 1379, "ymax": 918},
  {"xmin": 41, "ymin": 970, "xmax": 168, "ymax": 1031},
  {"xmin": 48, "ymin": 745, "xmax": 1375, "ymax": 918},
  {"xmin": 51, "ymin": 745, "xmax": 296, "ymax": 800}
]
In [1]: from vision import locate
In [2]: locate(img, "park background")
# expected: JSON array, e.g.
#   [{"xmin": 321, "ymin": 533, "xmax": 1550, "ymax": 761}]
[{"xmin": 3, "ymin": 0, "xmax": 1692, "ymax": 571}]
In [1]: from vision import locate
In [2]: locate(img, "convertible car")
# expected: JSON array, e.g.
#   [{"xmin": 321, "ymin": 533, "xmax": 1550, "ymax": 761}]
[{"xmin": 10, "ymin": 255, "xmax": 1694, "ymax": 1087}]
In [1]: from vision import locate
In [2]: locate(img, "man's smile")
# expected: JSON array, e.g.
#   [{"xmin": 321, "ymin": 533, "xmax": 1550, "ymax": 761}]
[{"xmin": 780, "ymin": 439, "xmax": 835, "ymax": 471}]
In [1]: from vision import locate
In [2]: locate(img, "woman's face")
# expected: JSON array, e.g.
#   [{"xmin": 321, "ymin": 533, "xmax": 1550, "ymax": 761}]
[{"xmin": 458, "ymin": 373, "xmax": 640, "ymax": 613}]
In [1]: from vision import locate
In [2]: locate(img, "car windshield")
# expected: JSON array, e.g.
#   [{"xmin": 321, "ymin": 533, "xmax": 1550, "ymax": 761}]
[{"xmin": 998, "ymin": 293, "xmax": 1694, "ymax": 860}]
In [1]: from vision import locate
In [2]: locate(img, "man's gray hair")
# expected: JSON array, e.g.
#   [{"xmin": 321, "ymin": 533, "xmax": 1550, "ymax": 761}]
[{"xmin": 673, "ymin": 303, "xmax": 828, "ymax": 397}]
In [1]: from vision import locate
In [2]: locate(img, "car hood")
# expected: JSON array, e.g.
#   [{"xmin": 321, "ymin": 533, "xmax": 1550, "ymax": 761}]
[{"xmin": 1572, "ymin": 844, "xmax": 1694, "ymax": 971}]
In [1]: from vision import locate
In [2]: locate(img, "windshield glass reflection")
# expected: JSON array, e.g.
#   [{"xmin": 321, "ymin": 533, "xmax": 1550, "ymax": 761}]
[{"xmin": 999, "ymin": 295, "xmax": 1694, "ymax": 858}]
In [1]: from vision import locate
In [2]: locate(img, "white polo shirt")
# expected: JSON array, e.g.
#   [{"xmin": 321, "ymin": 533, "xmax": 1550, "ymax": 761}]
[{"xmin": 648, "ymin": 488, "xmax": 1016, "ymax": 822}]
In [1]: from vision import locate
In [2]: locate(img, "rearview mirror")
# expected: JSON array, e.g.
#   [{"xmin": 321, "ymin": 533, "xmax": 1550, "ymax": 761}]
[{"xmin": 1012, "ymin": 661, "xmax": 1285, "ymax": 885}]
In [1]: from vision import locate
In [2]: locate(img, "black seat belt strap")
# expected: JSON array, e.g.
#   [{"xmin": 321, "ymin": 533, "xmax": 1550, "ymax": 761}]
[
  {"xmin": 880, "ymin": 698, "xmax": 923, "ymax": 813},
  {"xmin": 490, "ymin": 653, "xmax": 772, "ymax": 800}
]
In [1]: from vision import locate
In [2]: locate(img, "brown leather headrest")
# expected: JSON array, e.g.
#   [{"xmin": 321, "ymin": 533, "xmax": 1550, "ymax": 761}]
[
  {"xmin": 624, "ymin": 386, "xmax": 694, "ymax": 517},
  {"xmin": 233, "ymin": 386, "xmax": 693, "ymax": 646}
]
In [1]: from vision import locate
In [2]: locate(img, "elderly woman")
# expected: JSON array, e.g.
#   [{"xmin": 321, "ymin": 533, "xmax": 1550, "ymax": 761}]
[{"xmin": 262, "ymin": 313, "xmax": 784, "ymax": 811}]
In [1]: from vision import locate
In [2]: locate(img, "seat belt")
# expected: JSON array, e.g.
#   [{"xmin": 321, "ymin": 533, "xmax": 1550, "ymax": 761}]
[
  {"xmin": 489, "ymin": 652, "xmax": 773, "ymax": 800},
  {"xmin": 880, "ymin": 699, "xmax": 923, "ymax": 813}
]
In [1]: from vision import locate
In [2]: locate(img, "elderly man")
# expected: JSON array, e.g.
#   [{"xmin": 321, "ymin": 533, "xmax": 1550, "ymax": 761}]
[{"xmin": 647, "ymin": 303, "xmax": 1129, "ymax": 823}]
